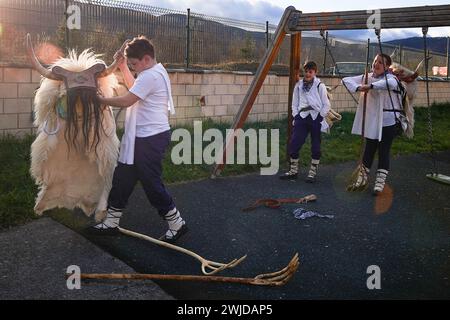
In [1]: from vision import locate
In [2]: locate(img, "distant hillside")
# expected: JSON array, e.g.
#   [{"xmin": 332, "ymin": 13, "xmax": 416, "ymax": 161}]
[{"xmin": 386, "ymin": 37, "xmax": 449, "ymax": 54}]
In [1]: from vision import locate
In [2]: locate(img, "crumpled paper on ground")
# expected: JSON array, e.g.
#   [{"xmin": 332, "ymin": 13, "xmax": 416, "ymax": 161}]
[{"xmin": 293, "ymin": 208, "xmax": 335, "ymax": 220}]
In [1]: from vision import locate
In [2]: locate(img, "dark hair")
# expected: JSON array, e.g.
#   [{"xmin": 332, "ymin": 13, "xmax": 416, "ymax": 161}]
[
  {"xmin": 125, "ymin": 36, "xmax": 155, "ymax": 60},
  {"xmin": 376, "ymin": 53, "xmax": 392, "ymax": 67},
  {"xmin": 303, "ymin": 61, "xmax": 318, "ymax": 72}
]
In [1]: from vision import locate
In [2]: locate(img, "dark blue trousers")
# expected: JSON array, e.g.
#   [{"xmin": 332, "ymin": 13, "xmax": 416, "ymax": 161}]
[
  {"xmin": 288, "ymin": 114, "xmax": 322, "ymax": 160},
  {"xmin": 108, "ymin": 130, "xmax": 175, "ymax": 216}
]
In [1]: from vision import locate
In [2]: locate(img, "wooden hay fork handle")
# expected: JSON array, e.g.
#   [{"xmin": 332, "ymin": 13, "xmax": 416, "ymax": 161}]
[
  {"xmin": 71, "ymin": 253, "xmax": 299, "ymax": 287},
  {"xmin": 118, "ymin": 227, "xmax": 246, "ymax": 276}
]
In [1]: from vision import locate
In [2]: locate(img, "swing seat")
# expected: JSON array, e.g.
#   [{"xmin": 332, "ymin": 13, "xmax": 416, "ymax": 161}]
[{"xmin": 426, "ymin": 173, "xmax": 450, "ymax": 185}]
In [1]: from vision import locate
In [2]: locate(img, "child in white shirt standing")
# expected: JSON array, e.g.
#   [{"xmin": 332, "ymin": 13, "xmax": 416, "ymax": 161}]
[{"xmin": 280, "ymin": 61, "xmax": 331, "ymax": 182}]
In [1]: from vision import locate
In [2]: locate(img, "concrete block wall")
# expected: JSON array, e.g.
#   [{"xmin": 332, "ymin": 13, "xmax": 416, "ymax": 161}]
[
  {"xmin": 414, "ymin": 81, "xmax": 450, "ymax": 106},
  {"xmin": 1, "ymin": 65, "xmax": 450, "ymax": 137},
  {"xmin": 114, "ymin": 71, "xmax": 290, "ymax": 128},
  {"xmin": 0, "ymin": 67, "xmax": 41, "ymax": 136},
  {"xmin": 167, "ymin": 71, "xmax": 289, "ymax": 127}
]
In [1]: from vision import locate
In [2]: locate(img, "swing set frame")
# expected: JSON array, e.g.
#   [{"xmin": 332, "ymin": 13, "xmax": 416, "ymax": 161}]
[{"xmin": 211, "ymin": 4, "xmax": 450, "ymax": 185}]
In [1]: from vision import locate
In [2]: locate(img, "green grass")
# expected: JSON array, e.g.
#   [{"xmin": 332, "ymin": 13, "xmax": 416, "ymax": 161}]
[
  {"xmin": 1, "ymin": 103, "xmax": 449, "ymax": 229},
  {"xmin": 0, "ymin": 135, "xmax": 38, "ymax": 228}
]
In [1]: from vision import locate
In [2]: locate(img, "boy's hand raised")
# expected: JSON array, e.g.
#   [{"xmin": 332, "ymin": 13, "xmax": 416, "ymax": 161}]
[
  {"xmin": 113, "ymin": 51, "xmax": 127, "ymax": 70},
  {"xmin": 114, "ymin": 39, "xmax": 131, "ymax": 71}
]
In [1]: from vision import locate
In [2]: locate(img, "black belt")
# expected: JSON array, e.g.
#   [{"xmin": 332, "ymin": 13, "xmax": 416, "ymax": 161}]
[
  {"xmin": 383, "ymin": 109, "xmax": 405, "ymax": 115},
  {"xmin": 299, "ymin": 106, "xmax": 314, "ymax": 112}
]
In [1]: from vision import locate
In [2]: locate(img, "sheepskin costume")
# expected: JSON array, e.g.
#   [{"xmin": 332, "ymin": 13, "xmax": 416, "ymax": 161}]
[{"xmin": 30, "ymin": 49, "xmax": 120, "ymax": 220}]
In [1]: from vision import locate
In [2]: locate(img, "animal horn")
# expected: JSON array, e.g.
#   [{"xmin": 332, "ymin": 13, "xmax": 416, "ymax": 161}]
[
  {"xmin": 26, "ymin": 34, "xmax": 61, "ymax": 80},
  {"xmin": 98, "ymin": 39, "xmax": 131, "ymax": 77},
  {"xmin": 390, "ymin": 47, "xmax": 397, "ymax": 60},
  {"xmin": 414, "ymin": 55, "xmax": 433, "ymax": 74}
]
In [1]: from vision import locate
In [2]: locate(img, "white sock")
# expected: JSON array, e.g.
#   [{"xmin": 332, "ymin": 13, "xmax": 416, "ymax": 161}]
[
  {"xmin": 164, "ymin": 208, "xmax": 185, "ymax": 238},
  {"xmin": 94, "ymin": 207, "xmax": 122, "ymax": 229},
  {"xmin": 287, "ymin": 158, "xmax": 299, "ymax": 175},
  {"xmin": 308, "ymin": 159, "xmax": 320, "ymax": 178},
  {"xmin": 374, "ymin": 169, "xmax": 388, "ymax": 192}
]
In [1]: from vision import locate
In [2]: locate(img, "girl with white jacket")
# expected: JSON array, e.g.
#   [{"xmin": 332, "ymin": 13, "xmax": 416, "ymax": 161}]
[{"xmin": 343, "ymin": 53, "xmax": 405, "ymax": 195}]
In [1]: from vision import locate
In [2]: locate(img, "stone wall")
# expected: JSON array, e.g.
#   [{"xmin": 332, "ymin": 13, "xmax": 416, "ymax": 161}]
[{"xmin": 1, "ymin": 66, "xmax": 450, "ymax": 136}]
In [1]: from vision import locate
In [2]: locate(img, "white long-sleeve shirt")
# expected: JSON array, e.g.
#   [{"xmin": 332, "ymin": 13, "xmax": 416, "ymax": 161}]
[
  {"xmin": 342, "ymin": 72, "xmax": 403, "ymax": 141},
  {"xmin": 291, "ymin": 77, "xmax": 331, "ymax": 132}
]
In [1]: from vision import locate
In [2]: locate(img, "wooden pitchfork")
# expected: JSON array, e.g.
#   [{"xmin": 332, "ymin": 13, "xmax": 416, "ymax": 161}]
[
  {"xmin": 347, "ymin": 39, "xmax": 371, "ymax": 192},
  {"xmin": 118, "ymin": 227, "xmax": 246, "ymax": 275},
  {"xmin": 72, "ymin": 253, "xmax": 299, "ymax": 286}
]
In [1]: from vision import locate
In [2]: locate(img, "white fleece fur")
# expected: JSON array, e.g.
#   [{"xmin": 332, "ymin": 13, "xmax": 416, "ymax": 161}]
[{"xmin": 31, "ymin": 49, "xmax": 120, "ymax": 219}]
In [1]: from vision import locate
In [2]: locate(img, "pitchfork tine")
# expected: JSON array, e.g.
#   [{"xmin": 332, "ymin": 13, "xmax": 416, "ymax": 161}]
[
  {"xmin": 201, "ymin": 255, "xmax": 247, "ymax": 275},
  {"xmin": 251, "ymin": 253, "xmax": 299, "ymax": 286},
  {"xmin": 255, "ymin": 253, "xmax": 299, "ymax": 279}
]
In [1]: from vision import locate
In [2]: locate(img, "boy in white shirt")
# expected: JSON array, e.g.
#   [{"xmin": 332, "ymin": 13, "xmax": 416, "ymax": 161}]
[
  {"xmin": 88, "ymin": 36, "xmax": 187, "ymax": 242},
  {"xmin": 280, "ymin": 61, "xmax": 330, "ymax": 182}
]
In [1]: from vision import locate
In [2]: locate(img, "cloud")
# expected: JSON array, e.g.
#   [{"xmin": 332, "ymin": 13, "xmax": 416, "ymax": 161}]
[
  {"xmin": 135, "ymin": 0, "xmax": 284, "ymax": 24},
  {"xmin": 329, "ymin": 29, "xmax": 423, "ymax": 42},
  {"xmin": 133, "ymin": 0, "xmax": 450, "ymax": 40}
]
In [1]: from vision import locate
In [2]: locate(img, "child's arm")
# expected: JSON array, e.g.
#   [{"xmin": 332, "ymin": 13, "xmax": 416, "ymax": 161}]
[
  {"xmin": 318, "ymin": 84, "xmax": 331, "ymax": 117},
  {"xmin": 371, "ymin": 76, "xmax": 398, "ymax": 90},
  {"xmin": 342, "ymin": 75, "xmax": 364, "ymax": 93},
  {"xmin": 113, "ymin": 50, "xmax": 135, "ymax": 89},
  {"xmin": 119, "ymin": 63, "xmax": 135, "ymax": 89},
  {"xmin": 97, "ymin": 92, "xmax": 139, "ymax": 108},
  {"xmin": 291, "ymin": 82, "xmax": 300, "ymax": 117}
]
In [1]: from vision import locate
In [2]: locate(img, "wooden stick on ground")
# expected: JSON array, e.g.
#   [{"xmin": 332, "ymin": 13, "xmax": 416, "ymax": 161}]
[{"xmin": 73, "ymin": 253, "xmax": 299, "ymax": 287}]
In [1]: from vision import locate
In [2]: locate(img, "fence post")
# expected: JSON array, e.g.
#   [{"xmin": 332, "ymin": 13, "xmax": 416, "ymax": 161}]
[
  {"xmin": 399, "ymin": 44, "xmax": 403, "ymax": 65},
  {"xmin": 65, "ymin": 0, "xmax": 70, "ymax": 50},
  {"xmin": 322, "ymin": 31, "xmax": 328, "ymax": 74},
  {"xmin": 185, "ymin": 8, "xmax": 191, "ymax": 69},
  {"xmin": 287, "ymin": 33, "xmax": 302, "ymax": 163},
  {"xmin": 446, "ymin": 36, "xmax": 449, "ymax": 80},
  {"xmin": 265, "ymin": 21, "xmax": 269, "ymax": 48},
  {"xmin": 365, "ymin": 38, "xmax": 371, "ymax": 73}
]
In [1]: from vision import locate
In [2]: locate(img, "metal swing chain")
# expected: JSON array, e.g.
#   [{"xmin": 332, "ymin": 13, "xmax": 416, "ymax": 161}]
[
  {"xmin": 422, "ymin": 27, "xmax": 438, "ymax": 175},
  {"xmin": 319, "ymin": 30, "xmax": 359, "ymax": 105},
  {"xmin": 375, "ymin": 29, "xmax": 399, "ymax": 120}
]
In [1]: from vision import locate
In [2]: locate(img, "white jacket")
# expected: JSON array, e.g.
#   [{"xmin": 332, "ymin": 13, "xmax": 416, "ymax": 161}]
[
  {"xmin": 342, "ymin": 72, "xmax": 403, "ymax": 141},
  {"xmin": 292, "ymin": 77, "xmax": 331, "ymax": 132}
]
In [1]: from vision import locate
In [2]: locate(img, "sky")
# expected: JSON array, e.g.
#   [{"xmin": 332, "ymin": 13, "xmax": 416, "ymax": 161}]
[{"xmin": 131, "ymin": 0, "xmax": 450, "ymax": 41}]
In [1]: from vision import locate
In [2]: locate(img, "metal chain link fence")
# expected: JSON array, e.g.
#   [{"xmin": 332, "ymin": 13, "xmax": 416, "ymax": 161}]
[{"xmin": 0, "ymin": 0, "xmax": 448, "ymax": 77}]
